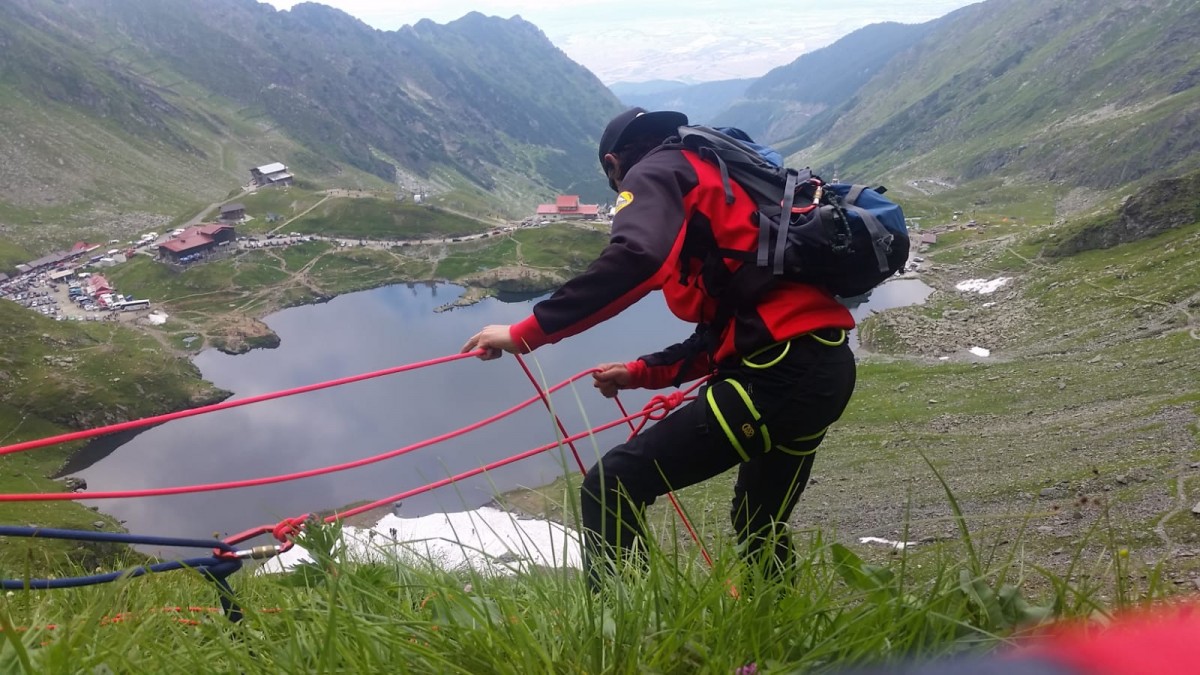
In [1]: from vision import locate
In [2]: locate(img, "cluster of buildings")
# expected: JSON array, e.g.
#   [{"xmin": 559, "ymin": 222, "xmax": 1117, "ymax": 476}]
[
  {"xmin": 0, "ymin": 257, "xmax": 148, "ymax": 322},
  {"xmin": 69, "ymin": 273, "xmax": 148, "ymax": 312},
  {"xmin": 1, "ymin": 160, "xmax": 299, "ymax": 323},
  {"xmin": 2, "ymin": 241, "xmax": 116, "ymax": 281}
]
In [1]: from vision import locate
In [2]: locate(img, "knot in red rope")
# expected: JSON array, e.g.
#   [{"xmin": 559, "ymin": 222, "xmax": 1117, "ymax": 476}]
[
  {"xmin": 645, "ymin": 391, "xmax": 686, "ymax": 421},
  {"xmin": 272, "ymin": 516, "xmax": 307, "ymax": 543}
]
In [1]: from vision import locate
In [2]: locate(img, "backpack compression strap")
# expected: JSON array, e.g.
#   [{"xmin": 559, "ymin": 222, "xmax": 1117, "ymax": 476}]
[
  {"xmin": 843, "ymin": 185, "xmax": 893, "ymax": 274},
  {"xmin": 770, "ymin": 169, "xmax": 801, "ymax": 275}
]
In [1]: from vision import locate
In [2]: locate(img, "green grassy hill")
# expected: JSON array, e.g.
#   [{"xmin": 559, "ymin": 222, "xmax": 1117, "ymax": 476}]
[{"xmin": 0, "ymin": 301, "xmax": 227, "ymax": 566}]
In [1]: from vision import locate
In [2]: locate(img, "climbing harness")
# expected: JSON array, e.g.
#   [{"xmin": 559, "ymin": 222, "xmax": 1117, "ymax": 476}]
[{"xmin": 706, "ymin": 330, "xmax": 846, "ymax": 461}]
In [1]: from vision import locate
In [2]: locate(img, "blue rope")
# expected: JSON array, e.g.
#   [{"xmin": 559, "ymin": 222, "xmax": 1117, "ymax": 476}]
[
  {"xmin": 0, "ymin": 555, "xmax": 242, "ymax": 590},
  {"xmin": 0, "ymin": 525, "xmax": 246, "ymax": 622},
  {"xmin": 0, "ymin": 526, "xmax": 238, "ymax": 552}
]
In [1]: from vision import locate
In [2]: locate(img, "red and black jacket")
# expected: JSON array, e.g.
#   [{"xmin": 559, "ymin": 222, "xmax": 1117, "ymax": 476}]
[{"xmin": 509, "ymin": 145, "xmax": 854, "ymax": 389}]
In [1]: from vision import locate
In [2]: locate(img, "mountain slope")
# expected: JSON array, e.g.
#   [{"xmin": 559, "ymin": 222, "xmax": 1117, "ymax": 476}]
[
  {"xmin": 714, "ymin": 21, "xmax": 939, "ymax": 144},
  {"xmin": 0, "ymin": 0, "xmax": 622, "ymax": 252},
  {"xmin": 786, "ymin": 0, "xmax": 1200, "ymax": 199}
]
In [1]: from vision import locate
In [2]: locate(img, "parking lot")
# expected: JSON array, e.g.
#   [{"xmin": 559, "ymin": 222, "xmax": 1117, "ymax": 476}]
[{"xmin": 1, "ymin": 271, "xmax": 144, "ymax": 324}]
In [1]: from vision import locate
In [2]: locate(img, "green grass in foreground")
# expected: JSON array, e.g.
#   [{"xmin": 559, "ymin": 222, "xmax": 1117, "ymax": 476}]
[{"xmin": 0, "ymin": 500, "xmax": 1165, "ymax": 674}]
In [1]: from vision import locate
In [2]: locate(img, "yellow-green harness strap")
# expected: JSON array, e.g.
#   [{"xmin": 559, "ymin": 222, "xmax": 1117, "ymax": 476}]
[
  {"xmin": 706, "ymin": 380, "xmax": 772, "ymax": 462},
  {"xmin": 741, "ymin": 330, "xmax": 848, "ymax": 369},
  {"xmin": 809, "ymin": 329, "xmax": 847, "ymax": 347},
  {"xmin": 742, "ymin": 340, "xmax": 790, "ymax": 369},
  {"xmin": 777, "ymin": 427, "xmax": 828, "ymax": 456},
  {"xmin": 715, "ymin": 330, "xmax": 844, "ymax": 460}
]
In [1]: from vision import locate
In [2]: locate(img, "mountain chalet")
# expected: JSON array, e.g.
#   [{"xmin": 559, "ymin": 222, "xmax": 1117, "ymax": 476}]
[
  {"xmin": 535, "ymin": 195, "xmax": 601, "ymax": 222},
  {"xmin": 157, "ymin": 224, "xmax": 237, "ymax": 262},
  {"xmin": 250, "ymin": 162, "xmax": 294, "ymax": 188}
]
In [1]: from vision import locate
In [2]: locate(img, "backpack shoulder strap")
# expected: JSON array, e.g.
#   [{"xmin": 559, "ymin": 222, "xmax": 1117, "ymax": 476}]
[{"xmin": 675, "ymin": 126, "xmax": 811, "ymax": 212}]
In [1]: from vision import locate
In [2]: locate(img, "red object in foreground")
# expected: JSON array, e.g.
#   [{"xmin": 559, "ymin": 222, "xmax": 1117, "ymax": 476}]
[
  {"xmin": 1015, "ymin": 602, "xmax": 1200, "ymax": 675},
  {"xmin": 849, "ymin": 602, "xmax": 1200, "ymax": 674}
]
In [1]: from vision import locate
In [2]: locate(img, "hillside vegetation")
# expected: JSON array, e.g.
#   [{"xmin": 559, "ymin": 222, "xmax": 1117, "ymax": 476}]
[
  {"xmin": 714, "ymin": 21, "xmax": 938, "ymax": 144},
  {"xmin": 0, "ymin": 0, "xmax": 622, "ymax": 256},
  {"xmin": 0, "ymin": 301, "xmax": 226, "ymax": 566},
  {"xmin": 618, "ymin": 1, "xmax": 1199, "ymax": 222},
  {"xmin": 788, "ymin": 0, "xmax": 1200, "ymax": 207}
]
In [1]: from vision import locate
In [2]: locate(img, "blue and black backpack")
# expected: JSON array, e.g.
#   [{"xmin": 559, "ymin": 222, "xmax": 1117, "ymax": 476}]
[{"xmin": 673, "ymin": 125, "xmax": 909, "ymax": 302}]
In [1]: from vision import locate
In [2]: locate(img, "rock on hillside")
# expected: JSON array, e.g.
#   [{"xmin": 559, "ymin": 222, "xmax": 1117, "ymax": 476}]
[{"xmin": 1049, "ymin": 169, "xmax": 1200, "ymax": 256}]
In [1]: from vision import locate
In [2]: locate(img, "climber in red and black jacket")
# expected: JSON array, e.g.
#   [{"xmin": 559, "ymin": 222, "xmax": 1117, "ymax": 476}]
[{"xmin": 462, "ymin": 107, "xmax": 857, "ymax": 586}]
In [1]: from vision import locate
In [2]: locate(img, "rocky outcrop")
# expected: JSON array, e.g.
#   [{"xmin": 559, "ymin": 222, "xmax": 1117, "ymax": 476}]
[{"xmin": 1048, "ymin": 170, "xmax": 1200, "ymax": 256}]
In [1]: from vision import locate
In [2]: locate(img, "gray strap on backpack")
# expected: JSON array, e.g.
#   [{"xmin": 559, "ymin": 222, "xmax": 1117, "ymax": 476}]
[
  {"xmin": 844, "ymin": 185, "xmax": 892, "ymax": 273},
  {"xmin": 772, "ymin": 169, "xmax": 799, "ymax": 275}
]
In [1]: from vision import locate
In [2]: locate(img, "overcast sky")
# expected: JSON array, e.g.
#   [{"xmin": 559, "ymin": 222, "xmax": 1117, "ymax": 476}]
[{"xmin": 263, "ymin": 1, "xmax": 982, "ymax": 84}]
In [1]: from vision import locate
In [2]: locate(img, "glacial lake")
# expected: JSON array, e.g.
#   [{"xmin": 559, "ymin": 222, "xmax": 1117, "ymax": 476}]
[{"xmin": 74, "ymin": 279, "xmax": 933, "ymax": 554}]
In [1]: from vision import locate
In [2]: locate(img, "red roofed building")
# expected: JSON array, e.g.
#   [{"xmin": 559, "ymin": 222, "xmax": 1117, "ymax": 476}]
[
  {"xmin": 157, "ymin": 223, "xmax": 236, "ymax": 262},
  {"xmin": 86, "ymin": 274, "xmax": 112, "ymax": 297},
  {"xmin": 534, "ymin": 195, "xmax": 601, "ymax": 222},
  {"xmin": 556, "ymin": 195, "xmax": 580, "ymax": 213}
]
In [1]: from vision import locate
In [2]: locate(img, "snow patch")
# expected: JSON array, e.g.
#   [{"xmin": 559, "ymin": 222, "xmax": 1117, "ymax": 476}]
[
  {"xmin": 956, "ymin": 278, "xmax": 1011, "ymax": 294},
  {"xmin": 969, "ymin": 346, "xmax": 991, "ymax": 358},
  {"xmin": 859, "ymin": 536, "xmax": 917, "ymax": 550},
  {"xmin": 258, "ymin": 506, "xmax": 581, "ymax": 576},
  {"xmin": 147, "ymin": 311, "xmax": 168, "ymax": 325}
]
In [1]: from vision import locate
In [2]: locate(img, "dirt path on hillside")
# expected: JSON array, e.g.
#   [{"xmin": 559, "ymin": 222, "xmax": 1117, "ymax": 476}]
[
  {"xmin": 185, "ymin": 186, "xmax": 252, "ymax": 227},
  {"xmin": 269, "ymin": 195, "xmax": 331, "ymax": 235}
]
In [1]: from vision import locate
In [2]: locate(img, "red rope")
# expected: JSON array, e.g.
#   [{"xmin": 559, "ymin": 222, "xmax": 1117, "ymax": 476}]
[
  {"xmin": 0, "ymin": 364, "xmax": 604, "ymax": 502},
  {"xmin": 4, "ymin": 347, "xmax": 722, "ymax": 578},
  {"xmin": 615, "ymin": 384, "xmax": 716, "ymax": 569},
  {"xmin": 223, "ymin": 395, "xmax": 698, "ymax": 547},
  {"xmin": 514, "ymin": 354, "xmax": 588, "ymax": 475},
  {"xmin": 0, "ymin": 351, "xmax": 485, "ymax": 457},
  {"xmin": 329, "ymin": 395, "xmax": 695, "ymax": 522}
]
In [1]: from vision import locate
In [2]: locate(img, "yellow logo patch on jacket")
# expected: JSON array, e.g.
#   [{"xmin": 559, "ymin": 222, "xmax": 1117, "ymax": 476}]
[{"xmin": 614, "ymin": 191, "xmax": 634, "ymax": 214}]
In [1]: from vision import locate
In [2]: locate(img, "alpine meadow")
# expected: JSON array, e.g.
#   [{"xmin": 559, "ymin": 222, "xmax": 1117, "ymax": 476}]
[{"xmin": 0, "ymin": 0, "xmax": 1198, "ymax": 672}]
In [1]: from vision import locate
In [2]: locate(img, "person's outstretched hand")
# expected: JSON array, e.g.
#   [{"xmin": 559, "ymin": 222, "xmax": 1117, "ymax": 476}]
[
  {"xmin": 592, "ymin": 362, "xmax": 632, "ymax": 398},
  {"xmin": 462, "ymin": 325, "xmax": 517, "ymax": 360}
]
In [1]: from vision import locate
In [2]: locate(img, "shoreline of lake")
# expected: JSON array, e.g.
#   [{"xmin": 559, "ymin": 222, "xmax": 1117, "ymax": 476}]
[{"xmin": 68, "ymin": 270, "xmax": 934, "ymax": 559}]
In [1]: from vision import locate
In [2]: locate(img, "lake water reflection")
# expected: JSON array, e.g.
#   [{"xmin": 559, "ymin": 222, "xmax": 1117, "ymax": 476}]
[{"xmin": 75, "ymin": 279, "xmax": 932, "ymax": 553}]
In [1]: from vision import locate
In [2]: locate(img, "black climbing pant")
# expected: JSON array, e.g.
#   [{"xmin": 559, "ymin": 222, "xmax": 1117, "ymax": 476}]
[{"xmin": 580, "ymin": 329, "xmax": 856, "ymax": 586}]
